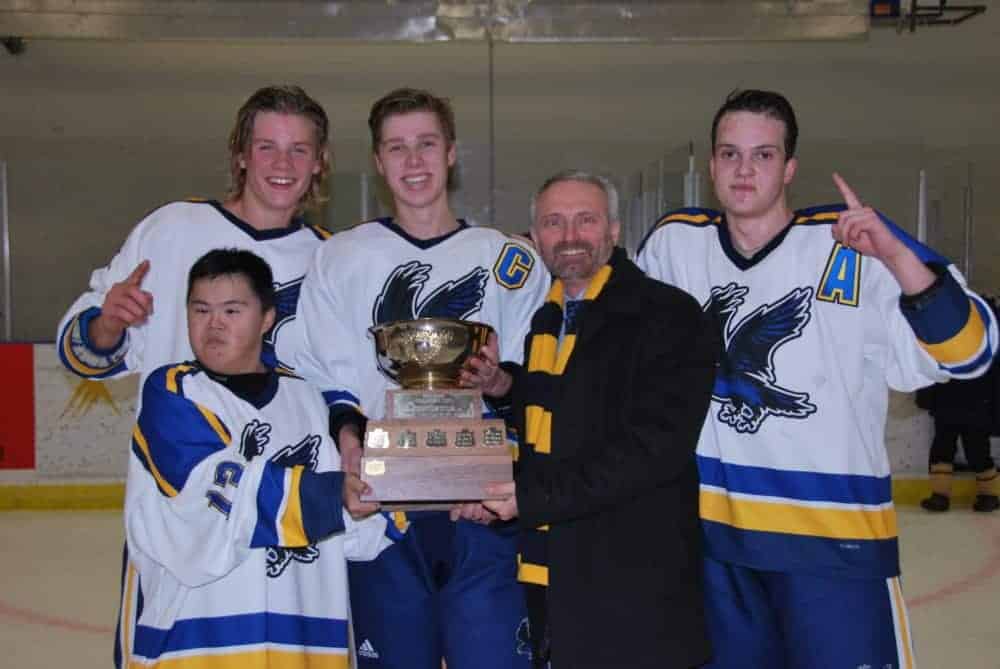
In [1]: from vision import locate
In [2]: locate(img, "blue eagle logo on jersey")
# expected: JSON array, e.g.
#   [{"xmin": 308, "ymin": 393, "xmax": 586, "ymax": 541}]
[
  {"xmin": 238, "ymin": 419, "xmax": 271, "ymax": 461},
  {"xmin": 262, "ymin": 277, "xmax": 304, "ymax": 369},
  {"xmin": 704, "ymin": 283, "xmax": 817, "ymax": 434},
  {"xmin": 266, "ymin": 434, "xmax": 323, "ymax": 578},
  {"xmin": 372, "ymin": 260, "xmax": 489, "ymax": 326},
  {"xmin": 515, "ymin": 617, "xmax": 533, "ymax": 659}
]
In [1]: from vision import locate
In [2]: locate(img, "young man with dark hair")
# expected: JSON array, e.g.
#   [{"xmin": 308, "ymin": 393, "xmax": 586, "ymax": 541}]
[
  {"xmin": 123, "ymin": 248, "xmax": 387, "ymax": 668},
  {"xmin": 637, "ymin": 88, "xmax": 998, "ymax": 668},
  {"xmin": 55, "ymin": 85, "xmax": 335, "ymax": 667},
  {"xmin": 294, "ymin": 87, "xmax": 549, "ymax": 669}
]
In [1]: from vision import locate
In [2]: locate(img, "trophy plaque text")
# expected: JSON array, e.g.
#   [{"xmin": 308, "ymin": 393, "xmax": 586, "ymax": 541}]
[{"xmin": 361, "ymin": 319, "xmax": 513, "ymax": 507}]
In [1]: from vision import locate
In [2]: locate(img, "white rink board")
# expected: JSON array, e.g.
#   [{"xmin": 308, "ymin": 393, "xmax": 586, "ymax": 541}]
[{"xmin": 8, "ymin": 344, "xmax": 1000, "ymax": 484}]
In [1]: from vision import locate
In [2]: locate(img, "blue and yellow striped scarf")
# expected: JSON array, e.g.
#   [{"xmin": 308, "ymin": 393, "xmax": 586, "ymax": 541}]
[{"xmin": 517, "ymin": 263, "xmax": 613, "ymax": 587}]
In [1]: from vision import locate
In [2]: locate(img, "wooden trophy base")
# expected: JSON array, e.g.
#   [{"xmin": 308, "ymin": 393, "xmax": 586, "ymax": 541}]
[{"xmin": 360, "ymin": 389, "xmax": 513, "ymax": 510}]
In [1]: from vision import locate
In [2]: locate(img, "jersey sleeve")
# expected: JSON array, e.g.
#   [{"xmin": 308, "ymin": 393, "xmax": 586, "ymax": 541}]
[
  {"xmin": 125, "ymin": 367, "xmax": 346, "ymax": 588},
  {"xmin": 874, "ymin": 214, "xmax": 997, "ymax": 389},
  {"xmin": 291, "ymin": 242, "xmax": 365, "ymax": 418},
  {"xmin": 494, "ymin": 239, "xmax": 549, "ymax": 366},
  {"xmin": 56, "ymin": 217, "xmax": 152, "ymax": 379}
]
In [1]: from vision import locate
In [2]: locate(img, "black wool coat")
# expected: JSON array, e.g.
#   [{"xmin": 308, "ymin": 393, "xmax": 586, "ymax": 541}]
[{"xmin": 512, "ymin": 249, "xmax": 719, "ymax": 669}]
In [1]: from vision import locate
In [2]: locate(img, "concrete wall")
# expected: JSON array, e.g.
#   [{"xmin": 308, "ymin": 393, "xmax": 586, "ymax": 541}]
[{"xmin": 3, "ymin": 8, "xmax": 1000, "ymax": 340}]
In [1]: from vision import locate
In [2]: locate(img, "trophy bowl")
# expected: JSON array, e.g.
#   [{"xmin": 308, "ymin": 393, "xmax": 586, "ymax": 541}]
[{"xmin": 370, "ymin": 318, "xmax": 494, "ymax": 389}]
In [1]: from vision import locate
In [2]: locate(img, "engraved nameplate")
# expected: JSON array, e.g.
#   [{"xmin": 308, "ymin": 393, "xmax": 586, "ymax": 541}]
[{"xmin": 387, "ymin": 389, "xmax": 480, "ymax": 420}]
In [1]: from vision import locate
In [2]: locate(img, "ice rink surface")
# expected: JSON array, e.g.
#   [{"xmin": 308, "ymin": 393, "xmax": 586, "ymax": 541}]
[{"xmin": 1, "ymin": 507, "xmax": 997, "ymax": 668}]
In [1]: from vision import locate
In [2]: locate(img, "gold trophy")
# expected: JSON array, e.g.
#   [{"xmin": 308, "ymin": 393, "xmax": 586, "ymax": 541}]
[{"xmin": 360, "ymin": 318, "xmax": 513, "ymax": 508}]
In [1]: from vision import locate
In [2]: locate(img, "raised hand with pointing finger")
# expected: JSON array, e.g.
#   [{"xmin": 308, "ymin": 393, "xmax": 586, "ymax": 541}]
[
  {"xmin": 89, "ymin": 259, "xmax": 154, "ymax": 350},
  {"xmin": 831, "ymin": 172, "xmax": 935, "ymax": 295}
]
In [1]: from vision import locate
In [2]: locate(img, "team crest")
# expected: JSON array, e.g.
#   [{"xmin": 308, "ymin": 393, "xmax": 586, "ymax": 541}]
[
  {"xmin": 704, "ymin": 283, "xmax": 817, "ymax": 434},
  {"xmin": 266, "ymin": 433, "xmax": 323, "ymax": 577},
  {"xmin": 266, "ymin": 544, "xmax": 320, "ymax": 578},
  {"xmin": 372, "ymin": 260, "xmax": 488, "ymax": 325},
  {"xmin": 239, "ymin": 419, "xmax": 272, "ymax": 461},
  {"xmin": 262, "ymin": 276, "xmax": 304, "ymax": 369},
  {"xmin": 515, "ymin": 617, "xmax": 533, "ymax": 659}
]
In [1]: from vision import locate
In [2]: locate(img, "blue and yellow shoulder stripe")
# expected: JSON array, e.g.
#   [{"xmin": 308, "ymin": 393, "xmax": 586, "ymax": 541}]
[
  {"xmin": 58, "ymin": 306, "xmax": 129, "ymax": 379},
  {"xmin": 274, "ymin": 366, "xmax": 304, "ymax": 380},
  {"xmin": 636, "ymin": 207, "xmax": 722, "ymax": 256},
  {"xmin": 132, "ymin": 363, "xmax": 232, "ymax": 498},
  {"xmin": 306, "ymin": 223, "xmax": 332, "ymax": 241},
  {"xmin": 792, "ymin": 203, "xmax": 845, "ymax": 226}
]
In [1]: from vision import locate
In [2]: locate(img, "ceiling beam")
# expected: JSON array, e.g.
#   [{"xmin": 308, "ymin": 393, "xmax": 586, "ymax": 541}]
[{"xmin": 0, "ymin": 1, "xmax": 869, "ymax": 42}]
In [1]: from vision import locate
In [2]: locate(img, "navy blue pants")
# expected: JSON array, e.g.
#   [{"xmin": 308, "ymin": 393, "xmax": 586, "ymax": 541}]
[
  {"xmin": 349, "ymin": 512, "xmax": 531, "ymax": 669},
  {"xmin": 703, "ymin": 555, "xmax": 915, "ymax": 669}
]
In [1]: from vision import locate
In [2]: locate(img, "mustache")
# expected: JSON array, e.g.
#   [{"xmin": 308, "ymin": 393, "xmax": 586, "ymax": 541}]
[{"xmin": 552, "ymin": 241, "xmax": 594, "ymax": 255}]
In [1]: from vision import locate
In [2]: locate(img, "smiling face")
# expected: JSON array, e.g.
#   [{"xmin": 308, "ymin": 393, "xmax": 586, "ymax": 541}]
[
  {"xmin": 531, "ymin": 179, "xmax": 620, "ymax": 297},
  {"xmin": 187, "ymin": 273, "xmax": 275, "ymax": 375},
  {"xmin": 373, "ymin": 110, "xmax": 456, "ymax": 214},
  {"xmin": 237, "ymin": 111, "xmax": 323, "ymax": 226},
  {"xmin": 710, "ymin": 110, "xmax": 797, "ymax": 222}
]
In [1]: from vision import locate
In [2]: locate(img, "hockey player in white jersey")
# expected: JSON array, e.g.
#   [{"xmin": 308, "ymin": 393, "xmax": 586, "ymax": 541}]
[
  {"xmin": 123, "ymin": 248, "xmax": 389, "ymax": 668},
  {"xmin": 637, "ymin": 89, "xmax": 998, "ymax": 669},
  {"xmin": 294, "ymin": 88, "xmax": 548, "ymax": 669},
  {"xmin": 54, "ymin": 86, "xmax": 334, "ymax": 668},
  {"xmin": 57, "ymin": 85, "xmax": 332, "ymax": 385}
]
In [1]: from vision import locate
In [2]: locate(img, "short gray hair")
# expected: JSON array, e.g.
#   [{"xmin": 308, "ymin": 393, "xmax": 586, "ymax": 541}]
[{"xmin": 530, "ymin": 169, "xmax": 620, "ymax": 224}]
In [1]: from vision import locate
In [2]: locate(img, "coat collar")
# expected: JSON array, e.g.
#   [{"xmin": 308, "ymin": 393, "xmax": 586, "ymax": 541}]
[{"xmin": 574, "ymin": 247, "xmax": 643, "ymax": 346}]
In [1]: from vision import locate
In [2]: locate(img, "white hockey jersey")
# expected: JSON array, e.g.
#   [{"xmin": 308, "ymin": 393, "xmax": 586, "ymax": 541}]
[
  {"xmin": 123, "ymin": 363, "xmax": 389, "ymax": 668},
  {"xmin": 294, "ymin": 218, "xmax": 548, "ymax": 423},
  {"xmin": 637, "ymin": 205, "xmax": 997, "ymax": 578},
  {"xmin": 57, "ymin": 199, "xmax": 329, "ymax": 386}
]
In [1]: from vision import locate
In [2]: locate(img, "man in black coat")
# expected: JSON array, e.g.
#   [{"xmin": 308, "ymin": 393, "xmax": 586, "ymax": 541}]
[{"xmin": 461, "ymin": 169, "xmax": 719, "ymax": 668}]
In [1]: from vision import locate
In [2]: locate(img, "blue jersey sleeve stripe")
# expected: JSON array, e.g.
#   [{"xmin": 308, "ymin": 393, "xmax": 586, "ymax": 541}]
[
  {"xmin": 133, "ymin": 612, "xmax": 349, "ymax": 657},
  {"xmin": 58, "ymin": 310, "xmax": 128, "ymax": 379},
  {"xmin": 697, "ymin": 455, "xmax": 892, "ymax": 506},
  {"xmin": 299, "ymin": 470, "xmax": 346, "ymax": 544},
  {"xmin": 131, "ymin": 425, "xmax": 179, "ymax": 498},
  {"xmin": 251, "ymin": 460, "xmax": 284, "ymax": 548},
  {"xmin": 322, "ymin": 390, "xmax": 360, "ymax": 408},
  {"xmin": 76, "ymin": 307, "xmax": 126, "ymax": 354},
  {"xmin": 700, "ymin": 488, "xmax": 898, "ymax": 541},
  {"xmin": 919, "ymin": 298, "xmax": 986, "ymax": 364},
  {"xmin": 136, "ymin": 373, "xmax": 230, "ymax": 496},
  {"xmin": 945, "ymin": 345, "xmax": 995, "ymax": 376},
  {"xmin": 902, "ymin": 278, "xmax": 988, "ymax": 363}
]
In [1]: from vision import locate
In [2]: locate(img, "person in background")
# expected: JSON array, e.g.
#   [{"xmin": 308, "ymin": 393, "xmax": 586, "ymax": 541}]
[{"xmin": 917, "ymin": 294, "xmax": 1000, "ymax": 512}]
